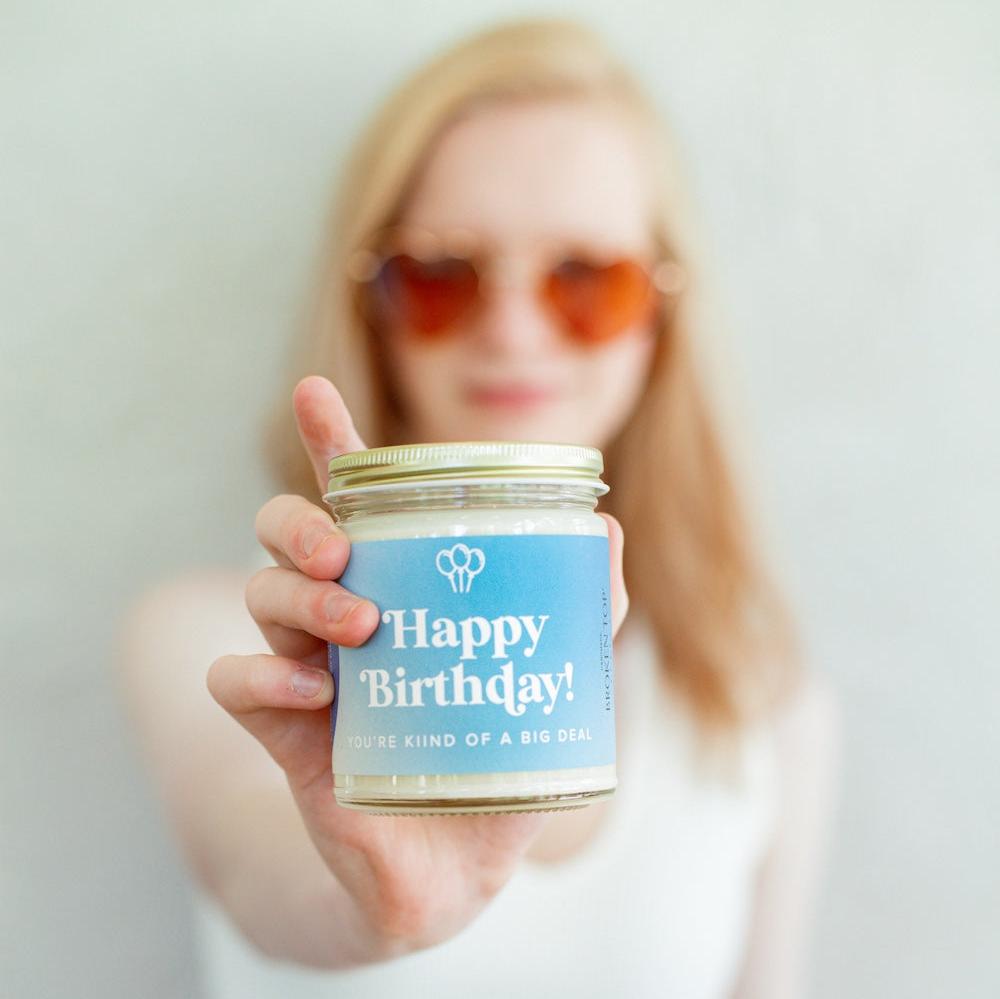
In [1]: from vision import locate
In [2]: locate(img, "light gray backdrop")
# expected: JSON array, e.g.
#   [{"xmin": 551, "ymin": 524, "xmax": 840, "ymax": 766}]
[{"xmin": 2, "ymin": 2, "xmax": 998, "ymax": 997}]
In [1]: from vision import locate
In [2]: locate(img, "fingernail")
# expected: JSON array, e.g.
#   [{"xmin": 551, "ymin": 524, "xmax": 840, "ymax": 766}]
[
  {"xmin": 291, "ymin": 668, "xmax": 327, "ymax": 698},
  {"xmin": 302, "ymin": 525, "xmax": 334, "ymax": 559}
]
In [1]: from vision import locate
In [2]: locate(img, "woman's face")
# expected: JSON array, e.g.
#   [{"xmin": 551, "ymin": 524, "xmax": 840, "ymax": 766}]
[{"xmin": 383, "ymin": 99, "xmax": 659, "ymax": 448}]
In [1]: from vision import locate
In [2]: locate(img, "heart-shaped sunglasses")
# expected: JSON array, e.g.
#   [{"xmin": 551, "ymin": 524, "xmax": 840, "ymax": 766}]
[{"xmin": 348, "ymin": 227, "xmax": 686, "ymax": 346}]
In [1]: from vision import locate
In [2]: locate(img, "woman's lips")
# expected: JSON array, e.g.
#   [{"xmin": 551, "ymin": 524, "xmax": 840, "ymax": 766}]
[{"xmin": 464, "ymin": 384, "xmax": 560, "ymax": 409}]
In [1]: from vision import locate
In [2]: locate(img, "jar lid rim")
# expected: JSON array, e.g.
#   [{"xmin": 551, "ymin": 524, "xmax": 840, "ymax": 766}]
[{"xmin": 326, "ymin": 441, "xmax": 605, "ymax": 493}]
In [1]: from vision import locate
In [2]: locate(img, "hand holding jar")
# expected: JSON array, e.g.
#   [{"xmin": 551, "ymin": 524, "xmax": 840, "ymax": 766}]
[{"xmin": 207, "ymin": 375, "xmax": 629, "ymax": 956}]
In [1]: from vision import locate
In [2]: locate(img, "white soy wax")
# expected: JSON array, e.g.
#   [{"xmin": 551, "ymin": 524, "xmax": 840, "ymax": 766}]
[{"xmin": 324, "ymin": 443, "xmax": 617, "ymax": 816}]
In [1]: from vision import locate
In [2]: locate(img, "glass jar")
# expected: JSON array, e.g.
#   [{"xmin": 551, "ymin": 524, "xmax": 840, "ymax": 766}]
[{"xmin": 323, "ymin": 441, "xmax": 616, "ymax": 815}]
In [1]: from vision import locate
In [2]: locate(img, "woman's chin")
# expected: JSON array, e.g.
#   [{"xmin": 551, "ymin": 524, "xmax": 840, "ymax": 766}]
[
  {"xmin": 406, "ymin": 398, "xmax": 601, "ymax": 445},
  {"xmin": 451, "ymin": 409, "xmax": 594, "ymax": 445}
]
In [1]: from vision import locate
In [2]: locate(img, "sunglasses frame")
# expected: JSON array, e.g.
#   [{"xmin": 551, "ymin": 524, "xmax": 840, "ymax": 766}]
[{"xmin": 347, "ymin": 225, "xmax": 687, "ymax": 344}]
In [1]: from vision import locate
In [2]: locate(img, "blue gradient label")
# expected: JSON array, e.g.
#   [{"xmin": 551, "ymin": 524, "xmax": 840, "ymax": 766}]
[{"xmin": 329, "ymin": 534, "xmax": 615, "ymax": 775}]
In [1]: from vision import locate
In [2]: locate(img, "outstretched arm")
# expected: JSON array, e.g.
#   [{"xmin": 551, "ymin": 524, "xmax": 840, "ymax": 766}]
[
  {"xmin": 115, "ymin": 375, "xmax": 630, "ymax": 971},
  {"xmin": 116, "ymin": 569, "xmax": 382, "ymax": 967}
]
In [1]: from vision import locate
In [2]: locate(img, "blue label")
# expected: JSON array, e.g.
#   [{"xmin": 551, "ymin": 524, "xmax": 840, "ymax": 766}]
[{"xmin": 329, "ymin": 534, "xmax": 615, "ymax": 775}]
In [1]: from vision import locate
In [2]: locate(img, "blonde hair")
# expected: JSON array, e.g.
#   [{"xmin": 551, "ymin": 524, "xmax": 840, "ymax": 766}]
[{"xmin": 265, "ymin": 18, "xmax": 801, "ymax": 735}]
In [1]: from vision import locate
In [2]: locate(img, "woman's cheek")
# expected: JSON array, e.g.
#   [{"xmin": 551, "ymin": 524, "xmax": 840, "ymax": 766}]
[{"xmin": 577, "ymin": 337, "xmax": 656, "ymax": 438}]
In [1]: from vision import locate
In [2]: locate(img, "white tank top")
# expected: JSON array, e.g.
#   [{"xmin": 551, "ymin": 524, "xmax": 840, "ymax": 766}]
[{"xmin": 193, "ymin": 563, "xmax": 778, "ymax": 999}]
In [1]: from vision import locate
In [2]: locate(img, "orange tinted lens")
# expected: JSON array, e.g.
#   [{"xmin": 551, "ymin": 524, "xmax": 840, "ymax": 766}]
[
  {"xmin": 541, "ymin": 258, "xmax": 655, "ymax": 344},
  {"xmin": 373, "ymin": 254, "xmax": 479, "ymax": 337}
]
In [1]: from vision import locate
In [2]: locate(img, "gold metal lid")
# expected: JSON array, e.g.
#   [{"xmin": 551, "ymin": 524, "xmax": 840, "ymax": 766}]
[{"xmin": 326, "ymin": 441, "xmax": 607, "ymax": 496}]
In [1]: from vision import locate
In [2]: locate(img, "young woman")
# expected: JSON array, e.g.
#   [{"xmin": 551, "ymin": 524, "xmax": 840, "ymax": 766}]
[{"xmin": 119, "ymin": 18, "xmax": 837, "ymax": 999}]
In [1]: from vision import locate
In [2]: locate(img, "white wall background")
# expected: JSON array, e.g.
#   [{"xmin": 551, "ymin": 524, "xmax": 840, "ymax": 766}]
[{"xmin": 2, "ymin": 2, "xmax": 998, "ymax": 997}]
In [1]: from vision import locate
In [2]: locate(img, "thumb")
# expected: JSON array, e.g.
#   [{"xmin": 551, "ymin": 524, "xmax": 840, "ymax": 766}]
[
  {"xmin": 599, "ymin": 512, "xmax": 629, "ymax": 637},
  {"xmin": 293, "ymin": 376, "xmax": 368, "ymax": 495}
]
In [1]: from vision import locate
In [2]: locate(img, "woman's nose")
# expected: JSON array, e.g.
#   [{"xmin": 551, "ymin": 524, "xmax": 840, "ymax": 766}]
[{"xmin": 471, "ymin": 271, "xmax": 561, "ymax": 355}]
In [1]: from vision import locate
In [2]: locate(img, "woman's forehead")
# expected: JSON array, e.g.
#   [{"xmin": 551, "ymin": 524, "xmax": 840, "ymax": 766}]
[{"xmin": 400, "ymin": 98, "xmax": 654, "ymax": 249}]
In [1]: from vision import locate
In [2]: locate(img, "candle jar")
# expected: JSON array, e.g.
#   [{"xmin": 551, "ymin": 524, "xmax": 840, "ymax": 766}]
[{"xmin": 323, "ymin": 441, "xmax": 616, "ymax": 815}]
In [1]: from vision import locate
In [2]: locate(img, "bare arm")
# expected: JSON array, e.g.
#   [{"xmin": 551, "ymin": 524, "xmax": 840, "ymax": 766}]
[
  {"xmin": 730, "ymin": 672, "xmax": 841, "ymax": 999},
  {"xmin": 114, "ymin": 376, "xmax": 630, "ymax": 971},
  {"xmin": 115, "ymin": 570, "xmax": 382, "ymax": 967}
]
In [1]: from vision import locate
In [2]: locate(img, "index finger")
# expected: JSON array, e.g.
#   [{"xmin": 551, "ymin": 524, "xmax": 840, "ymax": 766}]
[{"xmin": 293, "ymin": 376, "xmax": 368, "ymax": 495}]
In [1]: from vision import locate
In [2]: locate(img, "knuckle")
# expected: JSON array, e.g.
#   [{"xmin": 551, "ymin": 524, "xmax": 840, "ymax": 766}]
[
  {"xmin": 244, "ymin": 567, "xmax": 276, "ymax": 618},
  {"xmin": 242, "ymin": 658, "xmax": 271, "ymax": 704},
  {"xmin": 288, "ymin": 519, "xmax": 315, "ymax": 562},
  {"xmin": 291, "ymin": 513, "xmax": 338, "ymax": 564},
  {"xmin": 310, "ymin": 583, "xmax": 336, "ymax": 627},
  {"xmin": 324, "ymin": 530, "xmax": 351, "ymax": 574},
  {"xmin": 254, "ymin": 495, "xmax": 286, "ymax": 541},
  {"xmin": 256, "ymin": 493, "xmax": 307, "ymax": 546},
  {"xmin": 206, "ymin": 655, "xmax": 234, "ymax": 701},
  {"xmin": 253, "ymin": 506, "xmax": 267, "ymax": 542}
]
